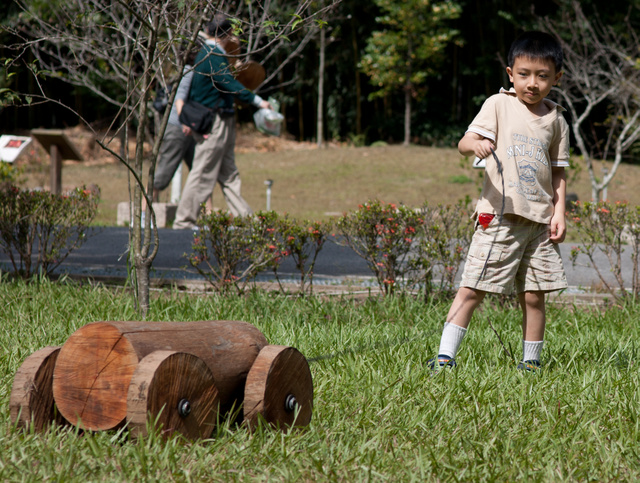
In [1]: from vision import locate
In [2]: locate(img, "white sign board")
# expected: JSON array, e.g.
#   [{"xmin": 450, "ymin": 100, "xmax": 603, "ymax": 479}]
[
  {"xmin": 0, "ymin": 135, "xmax": 32, "ymax": 163},
  {"xmin": 472, "ymin": 156, "xmax": 486, "ymax": 169}
]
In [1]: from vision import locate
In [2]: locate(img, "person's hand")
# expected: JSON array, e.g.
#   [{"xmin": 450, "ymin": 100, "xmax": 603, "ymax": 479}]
[
  {"xmin": 549, "ymin": 211, "xmax": 566, "ymax": 243},
  {"xmin": 182, "ymin": 125, "xmax": 192, "ymax": 136},
  {"xmin": 458, "ymin": 132, "xmax": 494, "ymax": 159},
  {"xmin": 474, "ymin": 138, "xmax": 496, "ymax": 160},
  {"xmin": 176, "ymin": 99, "xmax": 185, "ymax": 115},
  {"xmin": 259, "ymin": 99, "xmax": 272, "ymax": 110}
]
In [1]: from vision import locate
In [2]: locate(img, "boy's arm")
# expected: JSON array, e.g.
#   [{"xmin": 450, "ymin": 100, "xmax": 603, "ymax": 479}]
[
  {"xmin": 458, "ymin": 132, "xmax": 495, "ymax": 159},
  {"xmin": 550, "ymin": 167, "xmax": 567, "ymax": 243}
]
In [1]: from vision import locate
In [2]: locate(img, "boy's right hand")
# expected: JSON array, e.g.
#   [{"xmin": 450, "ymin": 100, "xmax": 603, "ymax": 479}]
[
  {"xmin": 473, "ymin": 138, "xmax": 496, "ymax": 160},
  {"xmin": 458, "ymin": 132, "xmax": 495, "ymax": 159}
]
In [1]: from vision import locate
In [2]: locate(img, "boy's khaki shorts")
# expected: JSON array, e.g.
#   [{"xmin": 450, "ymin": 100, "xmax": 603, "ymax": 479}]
[{"xmin": 460, "ymin": 214, "xmax": 567, "ymax": 294}]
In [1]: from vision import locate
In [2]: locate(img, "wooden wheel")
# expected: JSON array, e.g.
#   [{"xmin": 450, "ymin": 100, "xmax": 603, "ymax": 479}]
[
  {"xmin": 127, "ymin": 351, "xmax": 219, "ymax": 440},
  {"xmin": 10, "ymin": 346, "xmax": 67, "ymax": 431},
  {"xmin": 244, "ymin": 345, "xmax": 313, "ymax": 430}
]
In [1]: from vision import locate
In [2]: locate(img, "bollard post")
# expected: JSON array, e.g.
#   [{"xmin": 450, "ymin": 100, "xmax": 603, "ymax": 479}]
[{"xmin": 264, "ymin": 179, "xmax": 273, "ymax": 211}]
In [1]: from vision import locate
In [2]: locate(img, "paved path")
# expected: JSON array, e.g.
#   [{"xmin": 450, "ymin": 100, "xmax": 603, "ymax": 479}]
[
  {"xmin": 0, "ymin": 226, "xmax": 629, "ymax": 293},
  {"xmin": 0, "ymin": 227, "xmax": 373, "ymax": 285}
]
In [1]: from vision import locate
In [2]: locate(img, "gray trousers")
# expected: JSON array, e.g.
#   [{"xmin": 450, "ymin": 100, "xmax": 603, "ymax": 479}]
[
  {"xmin": 173, "ymin": 115, "xmax": 252, "ymax": 229},
  {"xmin": 154, "ymin": 123, "xmax": 196, "ymax": 191}
]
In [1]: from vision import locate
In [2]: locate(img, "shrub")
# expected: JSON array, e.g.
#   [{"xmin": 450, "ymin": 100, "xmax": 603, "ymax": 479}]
[
  {"xmin": 0, "ymin": 161, "xmax": 23, "ymax": 185},
  {"xmin": 568, "ymin": 200, "xmax": 640, "ymax": 299},
  {"xmin": 0, "ymin": 185, "xmax": 100, "ymax": 279},
  {"xmin": 188, "ymin": 211, "xmax": 331, "ymax": 296},
  {"xmin": 407, "ymin": 200, "xmax": 474, "ymax": 300},
  {"xmin": 334, "ymin": 200, "xmax": 425, "ymax": 295},
  {"xmin": 187, "ymin": 210, "xmax": 283, "ymax": 294},
  {"xmin": 334, "ymin": 199, "xmax": 474, "ymax": 298},
  {"xmin": 188, "ymin": 200, "xmax": 474, "ymax": 299},
  {"xmin": 274, "ymin": 216, "xmax": 330, "ymax": 295}
]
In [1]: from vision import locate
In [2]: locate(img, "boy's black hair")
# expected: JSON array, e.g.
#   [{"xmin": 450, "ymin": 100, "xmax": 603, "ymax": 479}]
[{"xmin": 507, "ymin": 31, "xmax": 563, "ymax": 72}]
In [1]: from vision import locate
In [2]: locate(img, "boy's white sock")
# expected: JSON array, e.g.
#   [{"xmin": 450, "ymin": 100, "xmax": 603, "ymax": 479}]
[
  {"xmin": 438, "ymin": 322, "xmax": 467, "ymax": 359},
  {"xmin": 522, "ymin": 340, "xmax": 544, "ymax": 362}
]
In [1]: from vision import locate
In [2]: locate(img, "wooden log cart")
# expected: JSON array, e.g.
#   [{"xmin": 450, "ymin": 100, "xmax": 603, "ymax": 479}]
[{"xmin": 10, "ymin": 320, "xmax": 313, "ymax": 440}]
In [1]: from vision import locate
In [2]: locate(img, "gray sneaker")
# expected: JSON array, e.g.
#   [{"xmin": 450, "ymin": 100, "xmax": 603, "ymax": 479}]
[
  {"xmin": 516, "ymin": 360, "xmax": 541, "ymax": 372},
  {"xmin": 427, "ymin": 355, "xmax": 457, "ymax": 372}
]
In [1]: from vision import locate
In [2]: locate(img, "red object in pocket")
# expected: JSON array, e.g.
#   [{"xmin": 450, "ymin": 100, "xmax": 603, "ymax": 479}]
[{"xmin": 478, "ymin": 213, "xmax": 495, "ymax": 229}]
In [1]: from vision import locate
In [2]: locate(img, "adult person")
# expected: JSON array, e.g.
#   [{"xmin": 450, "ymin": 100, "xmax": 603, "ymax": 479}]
[
  {"xmin": 152, "ymin": 65, "xmax": 195, "ymax": 203},
  {"xmin": 173, "ymin": 14, "xmax": 271, "ymax": 229}
]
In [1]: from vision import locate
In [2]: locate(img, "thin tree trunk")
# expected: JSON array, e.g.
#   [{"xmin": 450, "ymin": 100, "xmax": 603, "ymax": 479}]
[
  {"xmin": 351, "ymin": 16, "xmax": 361, "ymax": 136},
  {"xmin": 298, "ymin": 88, "xmax": 304, "ymax": 141},
  {"xmin": 403, "ymin": 38, "xmax": 412, "ymax": 146},
  {"xmin": 131, "ymin": 13, "xmax": 161, "ymax": 316},
  {"xmin": 404, "ymin": 86, "xmax": 411, "ymax": 146},
  {"xmin": 317, "ymin": 24, "xmax": 325, "ymax": 148}
]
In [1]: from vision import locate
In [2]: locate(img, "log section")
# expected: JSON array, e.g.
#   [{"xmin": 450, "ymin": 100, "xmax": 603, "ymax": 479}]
[
  {"xmin": 52, "ymin": 320, "xmax": 268, "ymax": 431},
  {"xmin": 10, "ymin": 346, "xmax": 67, "ymax": 431}
]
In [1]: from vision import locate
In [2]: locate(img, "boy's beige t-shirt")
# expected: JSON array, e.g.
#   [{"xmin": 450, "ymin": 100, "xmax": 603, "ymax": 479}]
[{"xmin": 468, "ymin": 88, "xmax": 570, "ymax": 224}]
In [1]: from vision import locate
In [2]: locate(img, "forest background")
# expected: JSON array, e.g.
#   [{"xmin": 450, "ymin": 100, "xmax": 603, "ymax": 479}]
[{"xmin": 1, "ymin": 0, "xmax": 638, "ymax": 155}]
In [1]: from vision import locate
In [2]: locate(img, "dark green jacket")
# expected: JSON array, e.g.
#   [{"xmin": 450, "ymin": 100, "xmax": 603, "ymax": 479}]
[{"xmin": 189, "ymin": 42, "xmax": 256, "ymax": 110}]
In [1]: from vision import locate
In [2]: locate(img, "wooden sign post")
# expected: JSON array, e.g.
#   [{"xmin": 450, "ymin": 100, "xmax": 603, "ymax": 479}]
[{"xmin": 30, "ymin": 129, "xmax": 83, "ymax": 195}]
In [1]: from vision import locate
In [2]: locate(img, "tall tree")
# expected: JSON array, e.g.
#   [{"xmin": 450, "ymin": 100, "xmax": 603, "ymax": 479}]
[
  {"xmin": 360, "ymin": 0, "xmax": 461, "ymax": 146},
  {"xmin": 542, "ymin": 0, "xmax": 640, "ymax": 201},
  {"xmin": 4, "ymin": 0, "xmax": 335, "ymax": 315}
]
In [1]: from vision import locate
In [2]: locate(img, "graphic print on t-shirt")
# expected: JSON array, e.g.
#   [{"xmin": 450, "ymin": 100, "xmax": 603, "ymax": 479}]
[{"xmin": 506, "ymin": 132, "xmax": 550, "ymax": 203}]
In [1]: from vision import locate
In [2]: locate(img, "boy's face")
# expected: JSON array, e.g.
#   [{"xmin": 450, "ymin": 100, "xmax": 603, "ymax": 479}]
[{"xmin": 506, "ymin": 56, "xmax": 563, "ymax": 109}]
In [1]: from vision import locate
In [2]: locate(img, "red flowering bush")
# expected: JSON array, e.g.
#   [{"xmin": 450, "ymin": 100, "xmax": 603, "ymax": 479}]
[
  {"xmin": 273, "ymin": 216, "xmax": 330, "ymax": 295},
  {"xmin": 568, "ymin": 200, "xmax": 640, "ymax": 299},
  {"xmin": 407, "ymin": 199, "xmax": 474, "ymax": 300},
  {"xmin": 335, "ymin": 200, "xmax": 425, "ymax": 295},
  {"xmin": 0, "ymin": 185, "xmax": 100, "ymax": 279},
  {"xmin": 187, "ymin": 210, "xmax": 284, "ymax": 294},
  {"xmin": 188, "ymin": 210, "xmax": 331, "ymax": 295},
  {"xmin": 335, "ymin": 199, "xmax": 474, "ymax": 297},
  {"xmin": 189, "ymin": 200, "xmax": 473, "ymax": 298}
]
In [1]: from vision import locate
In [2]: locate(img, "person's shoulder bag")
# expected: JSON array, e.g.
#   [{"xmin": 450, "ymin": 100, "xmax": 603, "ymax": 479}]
[{"xmin": 179, "ymin": 100, "xmax": 215, "ymax": 134}]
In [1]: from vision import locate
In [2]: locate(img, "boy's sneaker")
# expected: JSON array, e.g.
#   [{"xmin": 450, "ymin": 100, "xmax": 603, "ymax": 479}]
[
  {"xmin": 517, "ymin": 360, "xmax": 541, "ymax": 372},
  {"xmin": 427, "ymin": 355, "xmax": 457, "ymax": 372}
]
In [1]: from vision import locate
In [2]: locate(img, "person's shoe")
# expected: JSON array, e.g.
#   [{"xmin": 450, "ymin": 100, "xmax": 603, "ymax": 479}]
[
  {"xmin": 517, "ymin": 360, "xmax": 541, "ymax": 372},
  {"xmin": 427, "ymin": 354, "xmax": 457, "ymax": 372}
]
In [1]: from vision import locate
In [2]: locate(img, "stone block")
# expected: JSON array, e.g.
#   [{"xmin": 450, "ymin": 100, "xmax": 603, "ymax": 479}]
[{"xmin": 117, "ymin": 202, "xmax": 177, "ymax": 228}]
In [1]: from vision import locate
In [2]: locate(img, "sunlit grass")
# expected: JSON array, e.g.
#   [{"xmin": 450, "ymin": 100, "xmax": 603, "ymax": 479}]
[{"xmin": 2, "ymin": 280, "xmax": 640, "ymax": 480}]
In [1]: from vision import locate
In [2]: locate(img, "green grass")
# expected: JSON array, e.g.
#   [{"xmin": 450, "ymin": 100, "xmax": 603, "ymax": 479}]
[{"xmin": 2, "ymin": 280, "xmax": 640, "ymax": 481}]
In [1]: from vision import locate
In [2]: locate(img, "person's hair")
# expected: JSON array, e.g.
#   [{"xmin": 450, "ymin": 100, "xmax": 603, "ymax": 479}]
[
  {"xmin": 507, "ymin": 31, "xmax": 563, "ymax": 72},
  {"xmin": 206, "ymin": 13, "xmax": 232, "ymax": 38}
]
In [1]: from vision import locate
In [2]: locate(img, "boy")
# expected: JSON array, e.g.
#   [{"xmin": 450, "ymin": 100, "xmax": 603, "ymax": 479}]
[{"xmin": 429, "ymin": 31, "xmax": 569, "ymax": 372}]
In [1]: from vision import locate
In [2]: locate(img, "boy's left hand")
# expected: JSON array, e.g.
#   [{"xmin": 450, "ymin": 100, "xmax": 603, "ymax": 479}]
[{"xmin": 549, "ymin": 213, "xmax": 566, "ymax": 243}]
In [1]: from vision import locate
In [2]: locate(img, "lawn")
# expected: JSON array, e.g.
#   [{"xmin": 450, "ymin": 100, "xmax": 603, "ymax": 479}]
[
  {"xmin": 16, "ymin": 125, "xmax": 640, "ymax": 226},
  {"xmin": 2, "ymin": 280, "xmax": 640, "ymax": 481},
  {"xmin": 6, "ymin": 129, "xmax": 640, "ymax": 480}
]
